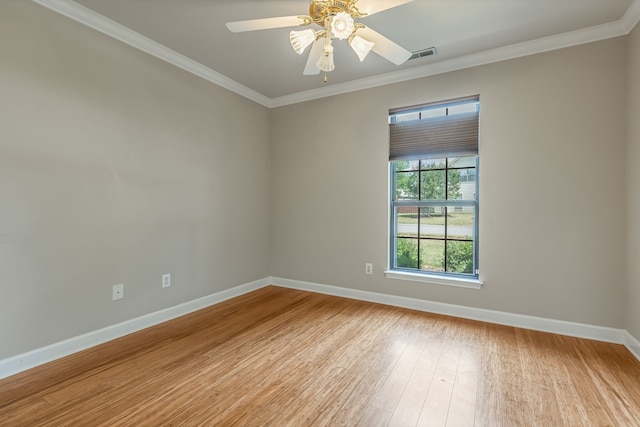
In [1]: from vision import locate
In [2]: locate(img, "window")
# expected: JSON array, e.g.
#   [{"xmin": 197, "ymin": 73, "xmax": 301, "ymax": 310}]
[{"xmin": 388, "ymin": 97, "xmax": 479, "ymax": 282}]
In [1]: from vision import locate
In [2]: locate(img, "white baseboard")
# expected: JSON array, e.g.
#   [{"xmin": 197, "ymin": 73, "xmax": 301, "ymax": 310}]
[
  {"xmin": 269, "ymin": 276, "xmax": 630, "ymax": 347},
  {"xmin": 3, "ymin": 276, "xmax": 638, "ymax": 380},
  {"xmin": 0, "ymin": 277, "xmax": 271, "ymax": 380},
  {"xmin": 626, "ymin": 331, "xmax": 640, "ymax": 361}
]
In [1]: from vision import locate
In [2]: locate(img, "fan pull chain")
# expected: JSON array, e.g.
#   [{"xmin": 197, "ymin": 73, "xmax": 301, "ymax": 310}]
[{"xmin": 324, "ymin": 72, "xmax": 328, "ymax": 83}]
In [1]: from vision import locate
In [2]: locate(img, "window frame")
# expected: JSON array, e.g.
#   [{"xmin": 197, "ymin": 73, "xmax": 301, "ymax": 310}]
[
  {"xmin": 388, "ymin": 157, "xmax": 479, "ymax": 279},
  {"xmin": 386, "ymin": 97, "xmax": 482, "ymax": 288}
]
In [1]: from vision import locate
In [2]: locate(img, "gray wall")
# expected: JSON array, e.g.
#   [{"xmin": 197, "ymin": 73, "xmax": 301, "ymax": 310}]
[
  {"xmin": 627, "ymin": 24, "xmax": 640, "ymax": 341},
  {"xmin": 0, "ymin": 1, "xmax": 271, "ymax": 359},
  {"xmin": 271, "ymin": 37, "xmax": 628, "ymax": 328}
]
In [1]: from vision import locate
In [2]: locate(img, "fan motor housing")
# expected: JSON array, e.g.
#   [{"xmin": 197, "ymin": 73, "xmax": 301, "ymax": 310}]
[{"xmin": 309, "ymin": 0, "xmax": 362, "ymax": 25}]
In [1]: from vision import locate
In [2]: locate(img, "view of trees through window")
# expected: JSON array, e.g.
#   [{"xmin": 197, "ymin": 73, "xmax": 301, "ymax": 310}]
[{"xmin": 392, "ymin": 156, "xmax": 477, "ymax": 274}]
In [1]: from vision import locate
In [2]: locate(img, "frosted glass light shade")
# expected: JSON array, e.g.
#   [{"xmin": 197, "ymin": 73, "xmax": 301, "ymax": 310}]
[
  {"xmin": 350, "ymin": 35, "xmax": 374, "ymax": 62},
  {"xmin": 330, "ymin": 12, "xmax": 354, "ymax": 40},
  {"xmin": 316, "ymin": 44, "xmax": 335, "ymax": 72},
  {"xmin": 290, "ymin": 29, "xmax": 316, "ymax": 54}
]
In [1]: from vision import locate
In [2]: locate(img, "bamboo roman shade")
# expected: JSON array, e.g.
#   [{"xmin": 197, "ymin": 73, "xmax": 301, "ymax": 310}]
[{"xmin": 389, "ymin": 96, "xmax": 479, "ymax": 161}]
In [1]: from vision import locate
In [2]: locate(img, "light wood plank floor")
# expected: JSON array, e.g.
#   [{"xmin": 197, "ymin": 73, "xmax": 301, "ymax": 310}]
[{"xmin": 1, "ymin": 286, "xmax": 639, "ymax": 426}]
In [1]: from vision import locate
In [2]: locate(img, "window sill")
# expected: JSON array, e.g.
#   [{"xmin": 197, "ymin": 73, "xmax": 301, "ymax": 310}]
[{"xmin": 384, "ymin": 270, "xmax": 483, "ymax": 289}]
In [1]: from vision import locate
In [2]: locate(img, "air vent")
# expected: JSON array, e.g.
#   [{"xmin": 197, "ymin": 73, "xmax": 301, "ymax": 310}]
[{"xmin": 409, "ymin": 47, "xmax": 437, "ymax": 61}]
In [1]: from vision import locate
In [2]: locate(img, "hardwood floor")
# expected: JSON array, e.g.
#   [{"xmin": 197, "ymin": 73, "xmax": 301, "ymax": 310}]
[{"xmin": 1, "ymin": 286, "xmax": 639, "ymax": 426}]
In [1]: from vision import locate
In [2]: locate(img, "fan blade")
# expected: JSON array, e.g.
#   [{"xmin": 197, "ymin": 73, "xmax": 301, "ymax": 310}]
[
  {"xmin": 356, "ymin": 26, "xmax": 411, "ymax": 65},
  {"xmin": 303, "ymin": 39, "xmax": 324, "ymax": 75},
  {"xmin": 226, "ymin": 16, "xmax": 305, "ymax": 32},
  {"xmin": 358, "ymin": 0, "xmax": 415, "ymax": 17}
]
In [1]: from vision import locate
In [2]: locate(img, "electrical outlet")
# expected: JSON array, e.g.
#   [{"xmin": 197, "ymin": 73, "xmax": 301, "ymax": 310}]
[
  {"xmin": 365, "ymin": 263, "xmax": 373, "ymax": 275},
  {"xmin": 112, "ymin": 283, "xmax": 124, "ymax": 300},
  {"xmin": 162, "ymin": 273, "xmax": 171, "ymax": 288}
]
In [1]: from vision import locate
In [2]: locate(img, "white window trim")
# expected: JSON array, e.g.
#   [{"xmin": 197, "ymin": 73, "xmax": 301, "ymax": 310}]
[{"xmin": 384, "ymin": 270, "xmax": 483, "ymax": 289}]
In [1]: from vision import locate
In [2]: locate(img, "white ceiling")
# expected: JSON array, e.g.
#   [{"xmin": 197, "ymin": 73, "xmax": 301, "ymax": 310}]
[{"xmin": 35, "ymin": 0, "xmax": 640, "ymax": 107}]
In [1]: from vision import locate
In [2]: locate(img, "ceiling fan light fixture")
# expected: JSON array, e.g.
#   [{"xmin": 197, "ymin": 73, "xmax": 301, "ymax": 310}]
[
  {"xmin": 226, "ymin": 0, "xmax": 415, "ymax": 80},
  {"xmin": 350, "ymin": 35, "xmax": 374, "ymax": 62},
  {"xmin": 290, "ymin": 29, "xmax": 316, "ymax": 54},
  {"xmin": 316, "ymin": 43, "xmax": 335, "ymax": 72},
  {"xmin": 330, "ymin": 12, "xmax": 355, "ymax": 40}
]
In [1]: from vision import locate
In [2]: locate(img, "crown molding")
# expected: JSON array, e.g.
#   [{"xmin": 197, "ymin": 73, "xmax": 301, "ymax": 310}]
[
  {"xmin": 32, "ymin": 0, "xmax": 274, "ymax": 108},
  {"xmin": 623, "ymin": 0, "xmax": 640, "ymax": 32},
  {"xmin": 33, "ymin": 0, "xmax": 639, "ymax": 109},
  {"xmin": 270, "ymin": 19, "xmax": 630, "ymax": 107}
]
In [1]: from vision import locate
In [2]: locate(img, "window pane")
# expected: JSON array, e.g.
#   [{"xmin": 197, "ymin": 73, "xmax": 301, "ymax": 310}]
[
  {"xmin": 396, "ymin": 171, "xmax": 418, "ymax": 200},
  {"xmin": 397, "ymin": 207, "xmax": 419, "ymax": 238},
  {"xmin": 459, "ymin": 180, "xmax": 476, "ymax": 200},
  {"xmin": 448, "ymin": 102, "xmax": 478, "ymax": 115},
  {"xmin": 395, "ymin": 160, "xmax": 419, "ymax": 172},
  {"xmin": 394, "ymin": 112, "xmax": 420, "ymax": 123},
  {"xmin": 448, "ymin": 156, "xmax": 476, "ymax": 168},
  {"xmin": 396, "ymin": 238, "xmax": 418, "ymax": 269},
  {"xmin": 447, "ymin": 169, "xmax": 462, "ymax": 199},
  {"xmin": 420, "ymin": 170, "xmax": 445, "ymax": 200},
  {"xmin": 420, "ymin": 170, "xmax": 446, "ymax": 200},
  {"xmin": 446, "ymin": 240, "xmax": 474, "ymax": 274},
  {"xmin": 421, "ymin": 158, "xmax": 446, "ymax": 170},
  {"xmin": 446, "ymin": 207, "xmax": 474, "ymax": 240},
  {"xmin": 458, "ymin": 168, "xmax": 476, "ymax": 183},
  {"xmin": 419, "ymin": 207, "xmax": 445, "ymax": 239},
  {"xmin": 420, "ymin": 107, "xmax": 447, "ymax": 119},
  {"xmin": 420, "ymin": 239, "xmax": 444, "ymax": 271}
]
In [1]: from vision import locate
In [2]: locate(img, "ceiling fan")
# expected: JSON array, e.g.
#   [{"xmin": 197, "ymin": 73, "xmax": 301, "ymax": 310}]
[{"xmin": 226, "ymin": 0, "xmax": 415, "ymax": 81}]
